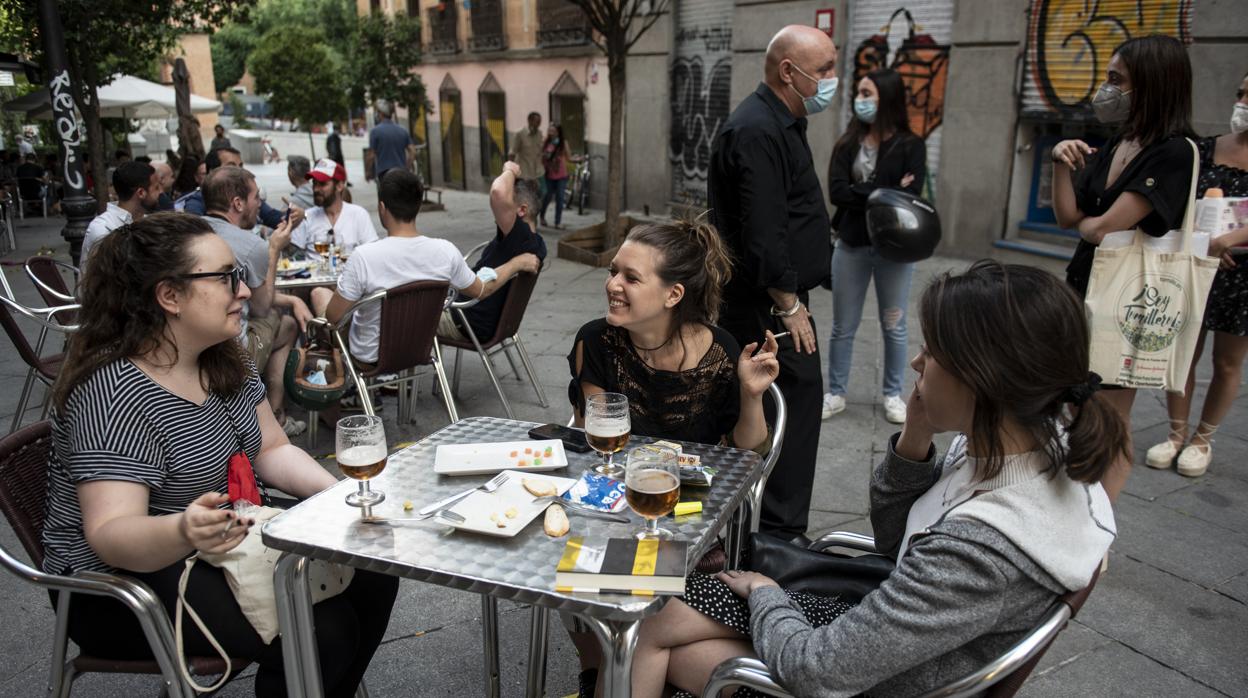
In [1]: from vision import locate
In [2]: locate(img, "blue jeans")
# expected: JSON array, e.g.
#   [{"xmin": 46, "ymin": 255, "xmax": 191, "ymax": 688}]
[
  {"xmin": 541, "ymin": 176, "xmax": 567, "ymax": 225},
  {"xmin": 826, "ymin": 241, "xmax": 915, "ymax": 398}
]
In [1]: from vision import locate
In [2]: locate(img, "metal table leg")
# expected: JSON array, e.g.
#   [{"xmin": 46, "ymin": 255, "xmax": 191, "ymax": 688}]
[
  {"xmin": 481, "ymin": 595, "xmax": 501, "ymax": 698},
  {"xmin": 525, "ymin": 606, "xmax": 549, "ymax": 698},
  {"xmin": 578, "ymin": 615, "xmax": 641, "ymax": 698},
  {"xmin": 275, "ymin": 553, "xmax": 324, "ymax": 698},
  {"xmin": 725, "ymin": 497, "xmax": 752, "ymax": 570}
]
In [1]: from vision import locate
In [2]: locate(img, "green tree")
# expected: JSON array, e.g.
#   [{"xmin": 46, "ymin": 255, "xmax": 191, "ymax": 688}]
[
  {"xmin": 249, "ymin": 25, "xmax": 347, "ymax": 157},
  {"xmin": 354, "ymin": 12, "xmax": 427, "ymax": 114},
  {"xmin": 0, "ymin": 0, "xmax": 254, "ymax": 209},
  {"xmin": 211, "ymin": 24, "xmax": 258, "ymax": 94}
]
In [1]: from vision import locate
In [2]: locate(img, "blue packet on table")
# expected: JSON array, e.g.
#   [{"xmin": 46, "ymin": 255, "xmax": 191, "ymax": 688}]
[{"xmin": 562, "ymin": 472, "xmax": 627, "ymax": 512}]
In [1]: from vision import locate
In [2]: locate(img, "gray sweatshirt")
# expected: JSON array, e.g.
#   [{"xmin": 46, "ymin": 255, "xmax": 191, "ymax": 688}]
[{"xmin": 748, "ymin": 435, "xmax": 1114, "ymax": 697}]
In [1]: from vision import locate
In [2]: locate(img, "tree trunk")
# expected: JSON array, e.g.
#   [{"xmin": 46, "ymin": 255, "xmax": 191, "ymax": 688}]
[
  {"xmin": 603, "ymin": 50, "xmax": 627, "ymax": 248},
  {"xmin": 307, "ymin": 129, "xmax": 317, "ymax": 161}
]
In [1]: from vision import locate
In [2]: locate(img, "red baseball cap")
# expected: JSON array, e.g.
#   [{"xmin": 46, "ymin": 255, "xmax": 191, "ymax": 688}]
[{"xmin": 308, "ymin": 158, "xmax": 346, "ymax": 182}]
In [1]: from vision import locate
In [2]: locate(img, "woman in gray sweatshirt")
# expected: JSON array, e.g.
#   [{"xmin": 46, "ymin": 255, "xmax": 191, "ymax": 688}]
[{"xmin": 629, "ymin": 261, "xmax": 1125, "ymax": 698}]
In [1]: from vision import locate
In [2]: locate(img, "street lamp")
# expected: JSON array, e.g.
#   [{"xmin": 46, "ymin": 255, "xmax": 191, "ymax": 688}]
[{"xmin": 37, "ymin": 0, "xmax": 94, "ymax": 266}]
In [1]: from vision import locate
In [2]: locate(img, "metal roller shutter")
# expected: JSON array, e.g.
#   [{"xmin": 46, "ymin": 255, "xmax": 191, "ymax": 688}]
[
  {"xmin": 1020, "ymin": 0, "xmax": 1193, "ymax": 121},
  {"xmin": 847, "ymin": 1, "xmax": 954, "ymax": 198},
  {"xmin": 669, "ymin": 0, "xmax": 734, "ymax": 207}
]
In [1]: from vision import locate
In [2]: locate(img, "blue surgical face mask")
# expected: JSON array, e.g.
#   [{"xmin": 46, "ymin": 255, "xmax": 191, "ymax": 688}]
[
  {"xmin": 789, "ymin": 63, "xmax": 838, "ymax": 116},
  {"xmin": 853, "ymin": 97, "xmax": 878, "ymax": 123}
]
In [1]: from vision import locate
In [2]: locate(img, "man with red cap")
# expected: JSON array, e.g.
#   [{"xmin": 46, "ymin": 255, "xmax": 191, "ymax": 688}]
[{"xmin": 292, "ymin": 158, "xmax": 379, "ymax": 256}]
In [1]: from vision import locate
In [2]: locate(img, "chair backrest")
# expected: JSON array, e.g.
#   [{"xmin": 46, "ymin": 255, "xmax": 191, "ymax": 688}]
[
  {"xmin": 980, "ymin": 568, "xmax": 1101, "ymax": 698},
  {"xmin": 486, "ymin": 270, "xmax": 540, "ymax": 344},
  {"xmin": 373, "ymin": 279, "xmax": 451, "ymax": 375},
  {"xmin": 25, "ymin": 257, "xmax": 77, "ymax": 320},
  {"xmin": 16, "ymin": 176, "xmax": 44, "ymax": 201},
  {"xmin": 0, "ymin": 421, "xmax": 53, "ymax": 570},
  {"xmin": 0, "ymin": 295, "xmax": 46, "ymax": 370}
]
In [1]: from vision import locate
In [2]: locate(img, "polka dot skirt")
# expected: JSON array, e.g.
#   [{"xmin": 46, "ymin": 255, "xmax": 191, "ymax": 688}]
[{"xmin": 669, "ymin": 572, "xmax": 858, "ymax": 698}]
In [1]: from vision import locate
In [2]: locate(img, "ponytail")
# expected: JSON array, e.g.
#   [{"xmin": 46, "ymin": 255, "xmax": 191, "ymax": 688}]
[
  {"xmin": 1063, "ymin": 392, "xmax": 1130, "ymax": 484},
  {"xmin": 626, "ymin": 213, "xmax": 732, "ymax": 328}
]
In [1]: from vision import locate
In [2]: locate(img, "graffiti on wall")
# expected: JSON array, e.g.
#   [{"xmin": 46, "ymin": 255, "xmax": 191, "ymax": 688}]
[
  {"xmin": 670, "ymin": 4, "xmax": 733, "ymax": 207},
  {"xmin": 852, "ymin": 8, "xmax": 950, "ymax": 140},
  {"xmin": 1025, "ymin": 0, "xmax": 1193, "ymax": 115}
]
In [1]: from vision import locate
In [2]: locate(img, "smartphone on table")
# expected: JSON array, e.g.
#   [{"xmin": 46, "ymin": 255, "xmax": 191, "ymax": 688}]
[{"xmin": 528, "ymin": 423, "xmax": 592, "ymax": 453}]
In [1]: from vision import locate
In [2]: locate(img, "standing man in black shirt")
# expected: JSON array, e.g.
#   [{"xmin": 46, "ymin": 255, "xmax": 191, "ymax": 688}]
[{"xmin": 709, "ymin": 24, "xmax": 838, "ymax": 544}]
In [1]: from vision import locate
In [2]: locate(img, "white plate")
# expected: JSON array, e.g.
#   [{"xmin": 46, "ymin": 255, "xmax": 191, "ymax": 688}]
[
  {"xmin": 443, "ymin": 471, "xmax": 577, "ymax": 537},
  {"xmin": 433, "ymin": 440, "xmax": 567, "ymax": 475},
  {"xmin": 276, "ymin": 260, "xmax": 317, "ymax": 277}
]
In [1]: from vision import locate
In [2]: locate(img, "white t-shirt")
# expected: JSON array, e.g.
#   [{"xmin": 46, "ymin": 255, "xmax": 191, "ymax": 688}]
[
  {"xmin": 337, "ymin": 235, "xmax": 476, "ymax": 363},
  {"xmin": 81, "ymin": 203, "xmax": 133, "ymax": 265},
  {"xmin": 291, "ymin": 202, "xmax": 378, "ymax": 255}
]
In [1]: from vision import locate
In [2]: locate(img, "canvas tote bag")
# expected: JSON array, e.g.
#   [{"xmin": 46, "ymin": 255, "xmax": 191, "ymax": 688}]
[{"xmin": 1084, "ymin": 138, "xmax": 1218, "ymax": 392}]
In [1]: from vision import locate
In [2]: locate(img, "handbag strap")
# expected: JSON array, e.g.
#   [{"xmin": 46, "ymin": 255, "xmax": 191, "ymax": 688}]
[
  {"xmin": 1179, "ymin": 137, "xmax": 1200, "ymax": 253},
  {"xmin": 175, "ymin": 555, "xmax": 232, "ymax": 693}
]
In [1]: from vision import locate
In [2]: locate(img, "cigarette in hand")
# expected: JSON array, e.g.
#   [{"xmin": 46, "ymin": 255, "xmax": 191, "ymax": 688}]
[{"xmin": 751, "ymin": 332, "xmax": 790, "ymax": 357}]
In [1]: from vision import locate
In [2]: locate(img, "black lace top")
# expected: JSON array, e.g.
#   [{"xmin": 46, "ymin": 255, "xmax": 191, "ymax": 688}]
[{"xmin": 567, "ymin": 318, "xmax": 741, "ymax": 446}]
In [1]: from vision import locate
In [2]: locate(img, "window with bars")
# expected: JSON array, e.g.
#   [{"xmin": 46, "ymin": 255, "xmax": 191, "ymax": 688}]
[
  {"xmin": 536, "ymin": 0, "xmax": 590, "ymax": 48},
  {"xmin": 428, "ymin": 2, "xmax": 460, "ymax": 55},
  {"xmin": 468, "ymin": 0, "xmax": 506, "ymax": 52}
]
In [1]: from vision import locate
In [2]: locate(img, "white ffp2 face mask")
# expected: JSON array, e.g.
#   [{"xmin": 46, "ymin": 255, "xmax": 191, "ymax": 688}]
[
  {"xmin": 1091, "ymin": 83, "xmax": 1132, "ymax": 124},
  {"xmin": 1231, "ymin": 103, "xmax": 1248, "ymax": 135}
]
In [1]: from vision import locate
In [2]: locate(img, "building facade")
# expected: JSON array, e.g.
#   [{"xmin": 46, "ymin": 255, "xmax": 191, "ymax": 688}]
[{"xmin": 366, "ymin": 0, "xmax": 1245, "ymax": 263}]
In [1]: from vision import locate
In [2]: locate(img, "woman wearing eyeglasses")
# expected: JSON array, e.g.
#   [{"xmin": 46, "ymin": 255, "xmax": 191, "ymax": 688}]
[{"xmin": 41, "ymin": 213, "xmax": 397, "ymax": 697}]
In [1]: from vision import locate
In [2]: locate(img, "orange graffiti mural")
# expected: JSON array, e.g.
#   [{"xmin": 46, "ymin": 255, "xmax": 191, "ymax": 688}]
[
  {"xmin": 1030, "ymin": 0, "xmax": 1192, "ymax": 111},
  {"xmin": 853, "ymin": 8, "xmax": 950, "ymax": 139}
]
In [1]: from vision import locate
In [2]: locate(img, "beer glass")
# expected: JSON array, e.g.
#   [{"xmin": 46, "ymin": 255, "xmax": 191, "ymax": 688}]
[
  {"xmin": 336, "ymin": 415, "xmax": 388, "ymax": 507},
  {"xmin": 585, "ymin": 392, "xmax": 630, "ymax": 477},
  {"xmin": 312, "ymin": 229, "xmax": 332, "ymax": 272},
  {"xmin": 625, "ymin": 445, "xmax": 680, "ymax": 539}
]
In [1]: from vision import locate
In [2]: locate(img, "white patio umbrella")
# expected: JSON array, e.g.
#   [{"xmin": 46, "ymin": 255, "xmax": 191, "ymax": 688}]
[{"xmin": 2, "ymin": 73, "xmax": 220, "ymax": 119}]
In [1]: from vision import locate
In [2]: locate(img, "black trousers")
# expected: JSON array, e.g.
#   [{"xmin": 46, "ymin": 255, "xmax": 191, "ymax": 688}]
[
  {"xmin": 719, "ymin": 290, "xmax": 824, "ymax": 539},
  {"xmin": 53, "ymin": 559, "xmax": 398, "ymax": 698}
]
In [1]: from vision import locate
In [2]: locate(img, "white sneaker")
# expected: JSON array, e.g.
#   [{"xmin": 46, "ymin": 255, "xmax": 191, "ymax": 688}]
[
  {"xmin": 821, "ymin": 393, "xmax": 846, "ymax": 419},
  {"xmin": 1176, "ymin": 442, "xmax": 1211, "ymax": 477},
  {"xmin": 1144, "ymin": 438, "xmax": 1182, "ymax": 469},
  {"xmin": 281, "ymin": 416, "xmax": 307, "ymax": 436},
  {"xmin": 883, "ymin": 395, "xmax": 907, "ymax": 424}
]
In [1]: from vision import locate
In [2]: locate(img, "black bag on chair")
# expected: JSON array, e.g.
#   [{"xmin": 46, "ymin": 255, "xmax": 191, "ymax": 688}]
[{"xmin": 745, "ymin": 532, "xmax": 895, "ymax": 604}]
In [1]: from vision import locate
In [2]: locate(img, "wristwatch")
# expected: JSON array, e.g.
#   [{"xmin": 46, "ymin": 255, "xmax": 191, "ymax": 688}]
[{"xmin": 770, "ymin": 300, "xmax": 803, "ymax": 317}]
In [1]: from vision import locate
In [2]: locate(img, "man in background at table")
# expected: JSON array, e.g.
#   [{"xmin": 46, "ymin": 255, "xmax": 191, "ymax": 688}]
[
  {"xmin": 709, "ymin": 24, "xmax": 838, "ymax": 545},
  {"xmin": 176, "ymin": 146, "xmax": 304, "ymax": 229},
  {"xmin": 438, "ymin": 161, "xmax": 545, "ymax": 344},
  {"xmin": 80, "ymin": 161, "xmax": 162, "ymax": 263},
  {"xmin": 291, "ymin": 158, "xmax": 378, "ymax": 256},
  {"xmin": 286, "ymin": 155, "xmax": 316, "ymax": 209},
  {"xmin": 509, "ymin": 112, "xmax": 545, "ymax": 193},
  {"xmin": 368, "ymin": 99, "xmax": 412, "ymax": 184},
  {"xmin": 312, "ymin": 169, "xmax": 536, "ymax": 372},
  {"xmin": 201, "ymin": 167, "xmax": 311, "ymax": 436}
]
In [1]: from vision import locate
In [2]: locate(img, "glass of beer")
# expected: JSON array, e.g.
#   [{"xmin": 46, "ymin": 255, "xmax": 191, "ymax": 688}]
[
  {"xmin": 585, "ymin": 392, "xmax": 630, "ymax": 477},
  {"xmin": 312, "ymin": 230, "xmax": 331, "ymax": 272},
  {"xmin": 335, "ymin": 415, "xmax": 388, "ymax": 507},
  {"xmin": 625, "ymin": 445, "xmax": 680, "ymax": 540}
]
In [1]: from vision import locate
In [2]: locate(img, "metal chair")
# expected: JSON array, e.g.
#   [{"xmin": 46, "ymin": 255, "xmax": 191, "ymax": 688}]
[
  {"xmin": 306, "ymin": 279, "xmax": 457, "ymax": 442},
  {"xmin": 0, "ymin": 421, "xmax": 249, "ymax": 697},
  {"xmin": 701, "ymin": 531, "xmax": 1101, "ymax": 698},
  {"xmin": 1, "ymin": 295, "xmax": 77, "ymax": 433},
  {"xmin": 25, "ymin": 257, "xmax": 79, "ymax": 308},
  {"xmin": 439, "ymin": 242, "xmax": 549, "ymax": 419},
  {"xmin": 724, "ymin": 382, "xmax": 787, "ymax": 568}
]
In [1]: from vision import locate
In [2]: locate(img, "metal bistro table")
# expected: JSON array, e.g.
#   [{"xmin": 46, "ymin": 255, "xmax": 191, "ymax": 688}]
[{"xmin": 263, "ymin": 416, "xmax": 765, "ymax": 698}]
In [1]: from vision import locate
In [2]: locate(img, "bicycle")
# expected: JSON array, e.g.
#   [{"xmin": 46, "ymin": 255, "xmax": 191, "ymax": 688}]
[{"xmin": 565, "ymin": 154, "xmax": 605, "ymax": 216}]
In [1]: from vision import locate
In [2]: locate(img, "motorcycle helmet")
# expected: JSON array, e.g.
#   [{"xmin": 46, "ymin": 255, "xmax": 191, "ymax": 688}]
[{"xmin": 866, "ymin": 188, "xmax": 942, "ymax": 263}]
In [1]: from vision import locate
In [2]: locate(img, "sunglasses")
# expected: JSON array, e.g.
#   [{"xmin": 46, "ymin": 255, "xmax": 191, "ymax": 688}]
[{"xmin": 177, "ymin": 266, "xmax": 245, "ymax": 295}]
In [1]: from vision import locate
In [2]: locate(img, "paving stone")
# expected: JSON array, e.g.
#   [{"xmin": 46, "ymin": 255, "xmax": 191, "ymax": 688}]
[
  {"xmin": 1111, "ymin": 492, "xmax": 1248, "ymax": 588},
  {"xmin": 1019, "ymin": 639, "xmax": 1228, "ymax": 698},
  {"xmin": 1213, "ymin": 570, "xmax": 1248, "ymax": 605},
  {"xmin": 1156, "ymin": 474, "xmax": 1248, "ymax": 536},
  {"xmin": 1027, "ymin": 619, "xmax": 1113, "ymax": 676},
  {"xmin": 1077, "ymin": 552, "xmax": 1248, "ymax": 695}
]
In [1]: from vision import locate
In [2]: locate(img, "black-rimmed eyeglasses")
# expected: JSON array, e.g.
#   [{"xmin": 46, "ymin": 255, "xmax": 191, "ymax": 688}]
[{"xmin": 177, "ymin": 267, "xmax": 244, "ymax": 295}]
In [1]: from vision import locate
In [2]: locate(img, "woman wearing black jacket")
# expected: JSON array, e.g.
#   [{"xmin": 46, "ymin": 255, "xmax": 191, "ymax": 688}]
[{"xmin": 823, "ymin": 68, "xmax": 927, "ymax": 425}]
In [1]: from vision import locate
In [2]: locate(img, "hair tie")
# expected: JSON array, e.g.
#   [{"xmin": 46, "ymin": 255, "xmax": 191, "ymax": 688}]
[{"xmin": 1063, "ymin": 372, "xmax": 1103, "ymax": 406}]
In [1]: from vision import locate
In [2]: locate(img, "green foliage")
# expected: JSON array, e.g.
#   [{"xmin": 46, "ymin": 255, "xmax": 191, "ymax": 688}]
[
  {"xmin": 248, "ymin": 25, "xmax": 347, "ymax": 127},
  {"xmin": 228, "ymin": 93, "xmax": 252, "ymax": 129},
  {"xmin": 354, "ymin": 11, "xmax": 427, "ymax": 112},
  {"xmin": 211, "ymin": 24, "xmax": 258, "ymax": 94}
]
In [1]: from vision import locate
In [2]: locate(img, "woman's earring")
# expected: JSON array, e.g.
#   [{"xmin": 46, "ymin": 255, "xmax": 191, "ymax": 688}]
[{"xmin": 174, "ymin": 309, "xmax": 181, "ymax": 319}]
